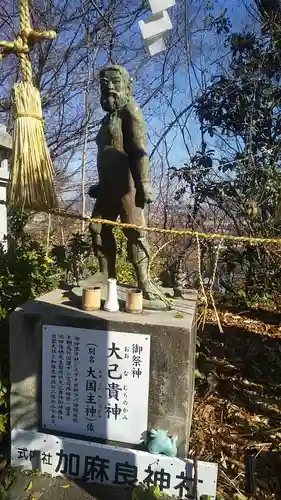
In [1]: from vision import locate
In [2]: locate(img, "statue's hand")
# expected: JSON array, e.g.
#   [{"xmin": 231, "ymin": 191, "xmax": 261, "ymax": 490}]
[
  {"xmin": 88, "ymin": 184, "xmax": 100, "ymax": 199},
  {"xmin": 135, "ymin": 183, "xmax": 156, "ymax": 208}
]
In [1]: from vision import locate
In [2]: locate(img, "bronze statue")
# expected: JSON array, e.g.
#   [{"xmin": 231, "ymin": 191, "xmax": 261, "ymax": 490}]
[{"xmin": 88, "ymin": 64, "xmax": 155, "ymax": 299}]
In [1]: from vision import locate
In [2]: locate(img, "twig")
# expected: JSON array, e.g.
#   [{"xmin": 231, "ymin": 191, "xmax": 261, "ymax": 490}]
[
  {"xmin": 245, "ymin": 452, "xmax": 256, "ymax": 496},
  {"xmin": 46, "ymin": 212, "xmax": 51, "ymax": 252},
  {"xmin": 148, "ymin": 238, "xmax": 174, "ymax": 309},
  {"xmin": 240, "ymin": 425, "xmax": 281, "ymax": 437},
  {"xmin": 196, "ymin": 234, "xmax": 208, "ymax": 330},
  {"xmin": 193, "ymin": 453, "xmax": 199, "ymax": 500},
  {"xmin": 219, "ymin": 468, "xmax": 244, "ymax": 496},
  {"xmin": 209, "ymin": 240, "xmax": 224, "ymax": 333}
]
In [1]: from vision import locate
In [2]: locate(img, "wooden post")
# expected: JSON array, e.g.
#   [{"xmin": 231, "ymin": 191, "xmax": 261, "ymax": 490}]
[{"xmin": 0, "ymin": 124, "xmax": 12, "ymax": 251}]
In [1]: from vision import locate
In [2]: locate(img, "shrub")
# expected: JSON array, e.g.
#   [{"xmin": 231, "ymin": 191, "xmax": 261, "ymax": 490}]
[{"xmin": 0, "ymin": 210, "xmax": 61, "ymax": 434}]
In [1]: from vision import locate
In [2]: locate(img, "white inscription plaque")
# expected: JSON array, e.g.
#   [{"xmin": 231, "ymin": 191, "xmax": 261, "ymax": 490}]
[
  {"xmin": 42, "ymin": 325, "xmax": 151, "ymax": 444},
  {"xmin": 11, "ymin": 429, "xmax": 218, "ymax": 498}
]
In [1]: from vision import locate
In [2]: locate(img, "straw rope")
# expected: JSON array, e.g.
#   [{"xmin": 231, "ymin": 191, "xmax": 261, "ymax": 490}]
[
  {"xmin": 14, "ymin": 113, "xmax": 43, "ymax": 120},
  {"xmin": 43, "ymin": 209, "xmax": 281, "ymax": 247},
  {"xmin": 0, "ymin": 0, "xmax": 56, "ymax": 76}
]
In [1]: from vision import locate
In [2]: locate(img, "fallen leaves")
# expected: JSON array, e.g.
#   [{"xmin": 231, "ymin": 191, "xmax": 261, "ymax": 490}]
[
  {"xmin": 25, "ymin": 481, "xmax": 33, "ymax": 491},
  {"xmin": 29, "ymin": 492, "xmax": 42, "ymax": 500},
  {"xmin": 192, "ymin": 305, "xmax": 281, "ymax": 498}
]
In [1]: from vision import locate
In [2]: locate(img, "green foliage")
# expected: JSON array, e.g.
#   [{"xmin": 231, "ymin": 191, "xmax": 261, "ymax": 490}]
[
  {"xmin": 172, "ymin": 28, "xmax": 281, "ymax": 303},
  {"xmin": 132, "ymin": 484, "xmax": 210, "ymax": 500},
  {"xmin": 0, "ymin": 210, "xmax": 61, "ymax": 434},
  {"xmin": 113, "ymin": 228, "xmax": 166, "ymax": 285},
  {"xmin": 0, "ymin": 376, "xmax": 8, "ymax": 433},
  {"xmin": 132, "ymin": 484, "xmax": 169, "ymax": 500},
  {"xmin": 0, "ymin": 214, "xmax": 167, "ymax": 436},
  {"xmin": 204, "ymin": 7, "xmax": 231, "ymax": 35},
  {"xmin": 0, "ymin": 488, "xmax": 10, "ymax": 500},
  {"xmin": 0, "ymin": 243, "xmax": 60, "ymax": 315},
  {"xmin": 114, "ymin": 228, "xmax": 136, "ymax": 284},
  {"xmin": 52, "ymin": 232, "xmax": 93, "ymax": 285}
]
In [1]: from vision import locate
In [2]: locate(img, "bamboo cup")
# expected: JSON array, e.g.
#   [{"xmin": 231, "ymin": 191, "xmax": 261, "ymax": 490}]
[
  {"xmin": 125, "ymin": 288, "xmax": 143, "ymax": 314},
  {"xmin": 82, "ymin": 287, "xmax": 101, "ymax": 311}
]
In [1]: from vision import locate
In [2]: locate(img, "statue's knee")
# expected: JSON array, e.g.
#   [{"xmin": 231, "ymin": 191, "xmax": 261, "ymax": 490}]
[
  {"xmin": 128, "ymin": 237, "xmax": 149, "ymax": 265},
  {"xmin": 89, "ymin": 222, "xmax": 102, "ymax": 237},
  {"xmin": 89, "ymin": 223, "xmax": 102, "ymax": 255}
]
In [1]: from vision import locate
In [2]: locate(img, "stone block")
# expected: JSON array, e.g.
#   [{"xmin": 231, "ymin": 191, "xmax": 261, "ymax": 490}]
[{"xmin": 10, "ymin": 288, "xmax": 197, "ymax": 458}]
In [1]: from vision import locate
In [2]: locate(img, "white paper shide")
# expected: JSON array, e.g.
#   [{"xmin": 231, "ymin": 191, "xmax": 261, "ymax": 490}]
[
  {"xmin": 149, "ymin": 0, "xmax": 176, "ymax": 14},
  {"xmin": 138, "ymin": 0, "xmax": 175, "ymax": 55},
  {"xmin": 42, "ymin": 325, "xmax": 150, "ymax": 444}
]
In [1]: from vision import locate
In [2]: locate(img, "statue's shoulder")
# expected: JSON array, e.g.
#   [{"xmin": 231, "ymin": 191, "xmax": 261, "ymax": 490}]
[
  {"xmin": 101, "ymin": 114, "xmax": 109, "ymax": 125},
  {"xmin": 122, "ymin": 100, "xmax": 145, "ymax": 125}
]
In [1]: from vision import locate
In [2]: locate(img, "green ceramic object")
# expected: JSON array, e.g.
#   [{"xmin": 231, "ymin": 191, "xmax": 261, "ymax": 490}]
[{"xmin": 148, "ymin": 429, "xmax": 178, "ymax": 458}]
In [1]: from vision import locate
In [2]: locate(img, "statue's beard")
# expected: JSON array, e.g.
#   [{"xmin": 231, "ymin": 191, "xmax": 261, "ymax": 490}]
[{"xmin": 101, "ymin": 92, "xmax": 128, "ymax": 113}]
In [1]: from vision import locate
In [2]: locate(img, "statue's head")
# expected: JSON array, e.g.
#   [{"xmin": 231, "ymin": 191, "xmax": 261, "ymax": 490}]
[{"xmin": 99, "ymin": 64, "xmax": 132, "ymax": 113}]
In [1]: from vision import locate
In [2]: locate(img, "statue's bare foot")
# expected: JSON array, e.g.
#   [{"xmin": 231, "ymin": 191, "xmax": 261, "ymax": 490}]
[{"xmin": 140, "ymin": 282, "xmax": 162, "ymax": 301}]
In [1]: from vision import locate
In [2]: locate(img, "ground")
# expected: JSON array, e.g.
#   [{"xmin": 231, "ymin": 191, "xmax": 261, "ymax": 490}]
[
  {"xmin": 0, "ymin": 472, "xmax": 132, "ymax": 499},
  {"xmin": 1, "ymin": 305, "xmax": 281, "ymax": 499},
  {"xmin": 191, "ymin": 305, "xmax": 281, "ymax": 499}
]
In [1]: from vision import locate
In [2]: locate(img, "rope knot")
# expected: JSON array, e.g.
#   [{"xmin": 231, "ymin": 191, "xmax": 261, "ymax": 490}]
[
  {"xmin": 0, "ymin": 0, "xmax": 56, "ymax": 80},
  {"xmin": 14, "ymin": 34, "xmax": 29, "ymax": 55}
]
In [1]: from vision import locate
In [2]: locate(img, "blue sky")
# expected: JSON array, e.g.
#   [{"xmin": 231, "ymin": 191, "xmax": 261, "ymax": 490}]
[
  {"xmin": 138, "ymin": 0, "xmax": 255, "ymax": 171},
  {"xmin": 17, "ymin": 0, "xmax": 254, "ymax": 205}
]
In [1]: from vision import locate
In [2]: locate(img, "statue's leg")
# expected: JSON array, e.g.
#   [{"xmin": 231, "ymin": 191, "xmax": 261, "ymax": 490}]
[
  {"xmin": 126, "ymin": 228, "xmax": 150, "ymax": 288},
  {"xmin": 101, "ymin": 224, "xmax": 117, "ymax": 279},
  {"xmin": 89, "ymin": 201, "xmax": 118, "ymax": 279},
  {"xmin": 120, "ymin": 197, "xmax": 152, "ymax": 298}
]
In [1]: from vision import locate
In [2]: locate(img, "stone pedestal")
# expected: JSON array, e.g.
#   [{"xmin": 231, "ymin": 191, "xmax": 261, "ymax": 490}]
[{"xmin": 9, "ymin": 288, "xmax": 197, "ymax": 458}]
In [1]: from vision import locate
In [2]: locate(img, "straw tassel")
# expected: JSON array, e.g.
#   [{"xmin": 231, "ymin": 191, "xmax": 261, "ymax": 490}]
[{"xmin": 0, "ymin": 0, "xmax": 57, "ymax": 210}]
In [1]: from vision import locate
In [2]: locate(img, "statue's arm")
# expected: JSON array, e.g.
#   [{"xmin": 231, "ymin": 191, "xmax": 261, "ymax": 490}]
[
  {"xmin": 122, "ymin": 103, "xmax": 150, "ymax": 187},
  {"xmin": 96, "ymin": 150, "xmax": 102, "ymax": 181},
  {"xmin": 88, "ymin": 130, "xmax": 102, "ymax": 199}
]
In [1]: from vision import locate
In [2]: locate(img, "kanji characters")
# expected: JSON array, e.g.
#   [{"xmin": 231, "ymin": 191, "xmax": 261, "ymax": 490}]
[
  {"xmin": 132, "ymin": 367, "xmax": 142, "ymax": 378},
  {"xmin": 105, "ymin": 402, "xmax": 122, "ymax": 420},
  {"xmin": 85, "ymin": 392, "xmax": 96, "ymax": 404},
  {"xmin": 87, "ymin": 367, "xmax": 97, "ymax": 378},
  {"xmin": 108, "ymin": 364, "xmax": 122, "ymax": 380},
  {"xmin": 108, "ymin": 342, "xmax": 122, "ymax": 360},
  {"xmin": 86, "ymin": 380, "xmax": 97, "ymax": 391},
  {"xmin": 107, "ymin": 382, "xmax": 122, "ymax": 400},
  {"xmin": 144, "ymin": 465, "xmax": 171, "ymax": 491},
  {"xmin": 174, "ymin": 471, "xmax": 203, "ymax": 498},
  {"xmin": 41, "ymin": 452, "xmax": 52, "ymax": 465},
  {"xmin": 86, "ymin": 344, "xmax": 97, "ymax": 356},
  {"xmin": 114, "ymin": 462, "xmax": 138, "ymax": 485},
  {"xmin": 55, "ymin": 450, "xmax": 80, "ymax": 476},
  {"xmin": 132, "ymin": 344, "xmax": 143, "ymax": 354},
  {"xmin": 132, "ymin": 355, "xmax": 141, "ymax": 366},
  {"xmin": 83, "ymin": 455, "xmax": 110, "ymax": 482},
  {"xmin": 85, "ymin": 404, "xmax": 97, "ymax": 418},
  {"xmin": 17, "ymin": 447, "xmax": 29, "ymax": 460}
]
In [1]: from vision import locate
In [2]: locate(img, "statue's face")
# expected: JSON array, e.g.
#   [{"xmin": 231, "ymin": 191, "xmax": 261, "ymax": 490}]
[{"xmin": 100, "ymin": 69, "xmax": 129, "ymax": 113}]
